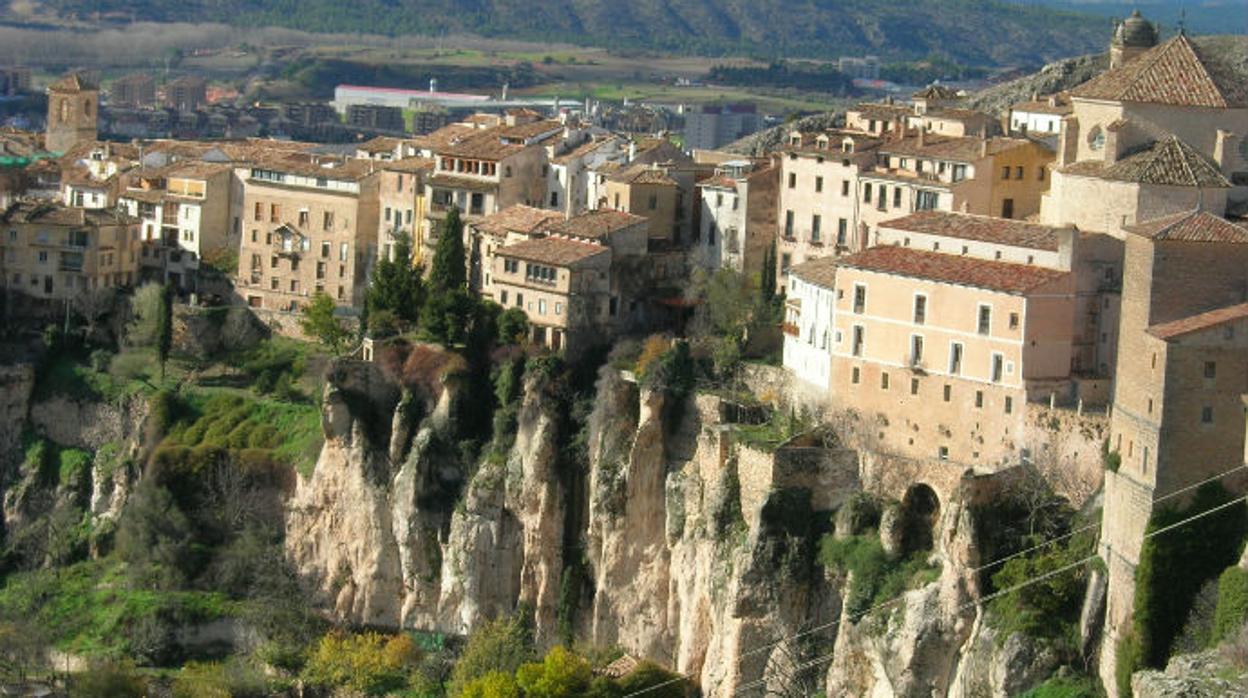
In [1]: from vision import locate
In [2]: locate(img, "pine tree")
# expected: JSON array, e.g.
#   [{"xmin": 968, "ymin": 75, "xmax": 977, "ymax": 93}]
[
  {"xmin": 429, "ymin": 207, "xmax": 467, "ymax": 294},
  {"xmin": 367, "ymin": 232, "xmax": 424, "ymax": 332}
]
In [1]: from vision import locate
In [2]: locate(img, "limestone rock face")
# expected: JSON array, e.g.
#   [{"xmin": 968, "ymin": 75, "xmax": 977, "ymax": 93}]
[{"xmin": 1133, "ymin": 650, "xmax": 1248, "ymax": 697}]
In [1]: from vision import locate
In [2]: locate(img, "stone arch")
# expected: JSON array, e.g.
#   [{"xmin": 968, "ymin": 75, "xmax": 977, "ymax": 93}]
[{"xmin": 899, "ymin": 483, "xmax": 940, "ymax": 554}]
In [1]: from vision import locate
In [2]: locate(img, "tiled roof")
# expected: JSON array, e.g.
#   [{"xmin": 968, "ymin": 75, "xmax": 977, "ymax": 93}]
[
  {"xmin": 553, "ymin": 136, "xmax": 619, "ymax": 164},
  {"xmin": 436, "ymin": 129, "xmax": 527, "ymax": 160},
  {"xmin": 2, "ymin": 201, "xmax": 133, "ymax": 226},
  {"xmin": 1148, "ymin": 302, "xmax": 1248, "ymax": 340},
  {"xmin": 878, "ymin": 211, "xmax": 1063, "ymax": 251},
  {"xmin": 1071, "ymin": 34, "xmax": 1248, "ymax": 108},
  {"xmin": 357, "ymin": 136, "xmax": 400, "ymax": 154},
  {"xmin": 499, "ymin": 119, "xmax": 563, "ymax": 141},
  {"xmin": 472, "ymin": 204, "xmax": 562, "ymax": 238},
  {"xmin": 547, "ymin": 209, "xmax": 647, "ymax": 239},
  {"xmin": 913, "ymin": 85, "xmax": 960, "ymax": 100},
  {"xmin": 879, "ymin": 135, "xmax": 1033, "ymax": 162},
  {"xmin": 699, "ymin": 175, "xmax": 738, "ymax": 189},
  {"xmin": 610, "ymin": 164, "xmax": 677, "ymax": 186},
  {"xmin": 1125, "ymin": 210, "xmax": 1248, "ymax": 243},
  {"xmin": 789, "ymin": 256, "xmax": 838, "ymax": 288},
  {"xmin": 412, "ymin": 124, "xmax": 478, "ymax": 152},
  {"xmin": 249, "ymin": 153, "xmax": 375, "ymax": 181},
  {"xmin": 165, "ymin": 161, "xmax": 231, "ymax": 179},
  {"xmin": 382, "ymin": 156, "xmax": 434, "ymax": 174},
  {"xmin": 1011, "ymin": 94, "xmax": 1073, "ymax": 115},
  {"xmin": 48, "ymin": 73, "xmax": 95, "ymax": 93},
  {"xmin": 495, "ymin": 237, "xmax": 608, "ymax": 267},
  {"xmin": 426, "ymin": 173, "xmax": 497, "ymax": 192},
  {"xmin": 1060, "ymin": 136, "xmax": 1230, "ymax": 188},
  {"xmin": 837, "ymin": 246, "xmax": 1069, "ymax": 294},
  {"xmin": 923, "ymin": 108, "xmax": 992, "ymax": 122},
  {"xmin": 849, "ymin": 102, "xmax": 912, "ymax": 120}
]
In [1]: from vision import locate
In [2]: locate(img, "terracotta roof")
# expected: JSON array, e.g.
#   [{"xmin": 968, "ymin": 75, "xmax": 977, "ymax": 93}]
[
  {"xmin": 699, "ymin": 175, "xmax": 738, "ymax": 189},
  {"xmin": 165, "ymin": 161, "xmax": 231, "ymax": 179},
  {"xmin": 472, "ymin": 204, "xmax": 562, "ymax": 238},
  {"xmin": 1059, "ymin": 136, "xmax": 1230, "ymax": 188},
  {"xmin": 878, "ymin": 211, "xmax": 1063, "ymax": 251},
  {"xmin": 850, "ymin": 102, "xmax": 912, "ymax": 120},
  {"xmin": 547, "ymin": 209, "xmax": 647, "ymax": 240},
  {"xmin": 249, "ymin": 153, "xmax": 375, "ymax": 181},
  {"xmin": 1071, "ymin": 34, "xmax": 1248, "ymax": 108},
  {"xmin": 500, "ymin": 119, "xmax": 563, "ymax": 141},
  {"xmin": 914, "ymin": 85, "xmax": 960, "ymax": 100},
  {"xmin": 426, "ymin": 173, "xmax": 497, "ymax": 192},
  {"xmin": 412, "ymin": 124, "xmax": 478, "ymax": 151},
  {"xmin": 2, "ymin": 201, "xmax": 133, "ymax": 226},
  {"xmin": 553, "ymin": 136, "xmax": 619, "ymax": 164},
  {"xmin": 1148, "ymin": 302, "xmax": 1248, "ymax": 340},
  {"xmin": 879, "ymin": 135, "xmax": 1033, "ymax": 162},
  {"xmin": 599, "ymin": 654, "xmax": 640, "ymax": 680},
  {"xmin": 610, "ymin": 164, "xmax": 677, "ymax": 186},
  {"xmin": 860, "ymin": 169, "xmax": 953, "ymax": 189},
  {"xmin": 1012, "ymin": 94, "xmax": 1073, "ymax": 115},
  {"xmin": 119, "ymin": 188, "xmax": 166, "ymax": 204},
  {"xmin": 495, "ymin": 237, "xmax": 608, "ymax": 267},
  {"xmin": 436, "ymin": 129, "xmax": 527, "ymax": 160},
  {"xmin": 837, "ymin": 246, "xmax": 1069, "ymax": 294},
  {"xmin": 357, "ymin": 136, "xmax": 400, "ymax": 154},
  {"xmin": 1125, "ymin": 210, "xmax": 1248, "ymax": 243},
  {"xmin": 382, "ymin": 156, "xmax": 434, "ymax": 174},
  {"xmin": 923, "ymin": 108, "xmax": 992, "ymax": 122},
  {"xmin": 790, "ymin": 256, "xmax": 838, "ymax": 288}
]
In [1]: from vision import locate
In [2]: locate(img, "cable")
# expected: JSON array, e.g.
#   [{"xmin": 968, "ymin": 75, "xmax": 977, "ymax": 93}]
[
  {"xmin": 732, "ymin": 486, "xmax": 1248, "ymax": 696},
  {"xmin": 621, "ymin": 462, "xmax": 1248, "ymax": 697}
]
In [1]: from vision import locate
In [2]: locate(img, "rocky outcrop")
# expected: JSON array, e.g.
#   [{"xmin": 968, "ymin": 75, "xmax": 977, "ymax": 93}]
[
  {"xmin": 28, "ymin": 392, "xmax": 147, "ymax": 452},
  {"xmin": 1132, "ymin": 649, "xmax": 1248, "ymax": 697},
  {"xmin": 0, "ymin": 364, "xmax": 35, "ymax": 458}
]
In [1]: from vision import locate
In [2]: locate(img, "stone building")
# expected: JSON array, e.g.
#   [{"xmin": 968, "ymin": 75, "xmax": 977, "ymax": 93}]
[
  {"xmin": 235, "ymin": 155, "xmax": 379, "ymax": 312},
  {"xmin": 466, "ymin": 204, "xmax": 562, "ymax": 300},
  {"xmin": 45, "ymin": 74, "xmax": 98, "ymax": 154},
  {"xmin": 109, "ymin": 74, "xmax": 156, "ymax": 108},
  {"xmin": 693, "ymin": 158, "xmax": 776, "ymax": 277},
  {"xmin": 164, "ymin": 75, "xmax": 207, "ymax": 112},
  {"xmin": 376, "ymin": 156, "xmax": 432, "ymax": 264},
  {"xmin": 0, "ymin": 201, "xmax": 140, "ymax": 301}
]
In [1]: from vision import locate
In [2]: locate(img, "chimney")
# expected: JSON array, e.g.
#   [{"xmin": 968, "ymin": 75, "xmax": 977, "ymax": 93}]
[
  {"xmin": 1213, "ymin": 130, "xmax": 1236, "ymax": 174},
  {"xmin": 1057, "ymin": 116, "xmax": 1079, "ymax": 167}
]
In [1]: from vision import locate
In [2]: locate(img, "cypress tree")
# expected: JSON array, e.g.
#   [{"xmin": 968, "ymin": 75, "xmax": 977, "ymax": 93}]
[{"xmin": 429, "ymin": 207, "xmax": 467, "ymax": 294}]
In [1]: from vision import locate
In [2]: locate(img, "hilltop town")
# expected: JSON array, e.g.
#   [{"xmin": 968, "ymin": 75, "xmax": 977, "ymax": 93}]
[{"xmin": 1, "ymin": 9, "xmax": 1247, "ymax": 698}]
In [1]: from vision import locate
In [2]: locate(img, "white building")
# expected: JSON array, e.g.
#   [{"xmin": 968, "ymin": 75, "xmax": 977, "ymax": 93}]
[
  {"xmin": 1009, "ymin": 94, "xmax": 1071, "ymax": 136},
  {"xmin": 782, "ymin": 256, "xmax": 839, "ymax": 392}
]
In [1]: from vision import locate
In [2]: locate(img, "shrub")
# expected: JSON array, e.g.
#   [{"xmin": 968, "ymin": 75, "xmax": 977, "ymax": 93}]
[
  {"xmin": 1214, "ymin": 566, "xmax": 1248, "ymax": 644},
  {"xmin": 173, "ymin": 658, "xmax": 270, "ymax": 698},
  {"xmin": 515, "ymin": 646, "xmax": 593, "ymax": 698},
  {"xmin": 634, "ymin": 335, "xmax": 670, "ymax": 379},
  {"xmin": 70, "ymin": 660, "xmax": 148, "ymax": 697},
  {"xmin": 820, "ymin": 532, "xmax": 939, "ymax": 619},
  {"xmin": 1115, "ymin": 630, "xmax": 1143, "ymax": 698},
  {"xmin": 460, "ymin": 670, "xmax": 522, "ymax": 698},
  {"xmin": 448, "ymin": 612, "xmax": 534, "ymax": 697},
  {"xmin": 1020, "ymin": 674, "xmax": 1099, "ymax": 698},
  {"xmin": 497, "ymin": 308, "xmax": 529, "ymax": 346},
  {"xmin": 615, "ymin": 661, "xmax": 689, "ymax": 698},
  {"xmin": 302, "ymin": 630, "xmax": 420, "ymax": 694}
]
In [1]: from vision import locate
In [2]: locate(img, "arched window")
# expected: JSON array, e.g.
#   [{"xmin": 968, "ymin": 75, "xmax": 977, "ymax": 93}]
[
  {"xmin": 1087, "ymin": 125, "xmax": 1105, "ymax": 151},
  {"xmin": 58, "ymin": 98, "xmax": 69, "ymax": 124},
  {"xmin": 83, "ymin": 98, "xmax": 92, "ymax": 118}
]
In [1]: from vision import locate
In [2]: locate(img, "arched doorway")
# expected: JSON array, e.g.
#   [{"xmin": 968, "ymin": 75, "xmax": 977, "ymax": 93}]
[{"xmin": 899, "ymin": 484, "xmax": 940, "ymax": 554}]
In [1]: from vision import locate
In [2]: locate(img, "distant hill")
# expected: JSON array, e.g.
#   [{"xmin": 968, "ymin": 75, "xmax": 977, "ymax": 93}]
[{"xmin": 23, "ymin": 0, "xmax": 1108, "ymax": 66}]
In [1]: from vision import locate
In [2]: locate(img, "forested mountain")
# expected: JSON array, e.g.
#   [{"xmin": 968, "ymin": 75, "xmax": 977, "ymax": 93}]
[{"xmin": 24, "ymin": 0, "xmax": 1107, "ymax": 65}]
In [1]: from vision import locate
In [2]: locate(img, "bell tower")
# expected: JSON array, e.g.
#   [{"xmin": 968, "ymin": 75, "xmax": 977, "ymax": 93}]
[{"xmin": 45, "ymin": 73, "xmax": 98, "ymax": 154}]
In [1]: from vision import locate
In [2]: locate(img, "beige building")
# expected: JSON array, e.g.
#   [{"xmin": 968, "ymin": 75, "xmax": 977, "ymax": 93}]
[
  {"xmin": 1098, "ymin": 211, "xmax": 1248, "ymax": 694},
  {"xmin": 845, "ymin": 102, "xmax": 912, "ymax": 136},
  {"xmin": 603, "ymin": 164, "xmax": 683, "ymax": 245},
  {"xmin": 827, "ymin": 245, "xmax": 1074, "ymax": 466},
  {"xmin": 774, "ymin": 130, "xmax": 881, "ymax": 285},
  {"xmin": 694, "ymin": 159, "xmax": 777, "ymax": 277},
  {"xmin": 377, "ymin": 156, "xmax": 432, "ymax": 263},
  {"xmin": 235, "ymin": 155, "xmax": 379, "ymax": 312},
  {"xmin": 0, "ymin": 201, "xmax": 140, "ymax": 300},
  {"xmin": 467, "ymin": 204, "xmax": 562, "ymax": 299}
]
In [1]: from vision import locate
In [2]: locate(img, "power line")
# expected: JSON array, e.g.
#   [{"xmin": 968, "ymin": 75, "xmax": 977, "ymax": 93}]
[
  {"xmin": 621, "ymin": 463, "xmax": 1248, "ymax": 697},
  {"xmin": 732, "ymin": 485, "xmax": 1248, "ymax": 696}
]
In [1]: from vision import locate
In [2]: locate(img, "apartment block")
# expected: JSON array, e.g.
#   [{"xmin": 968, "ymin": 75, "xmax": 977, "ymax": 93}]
[
  {"xmin": 0, "ymin": 201, "xmax": 140, "ymax": 300},
  {"xmin": 109, "ymin": 74, "xmax": 156, "ymax": 108},
  {"xmin": 694, "ymin": 159, "xmax": 776, "ymax": 277},
  {"xmin": 236, "ymin": 155, "xmax": 379, "ymax": 312},
  {"xmin": 377, "ymin": 157, "xmax": 432, "ymax": 264}
]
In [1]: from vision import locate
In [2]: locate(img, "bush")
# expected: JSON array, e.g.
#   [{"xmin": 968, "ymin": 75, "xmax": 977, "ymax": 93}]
[
  {"xmin": 1215, "ymin": 567, "xmax": 1248, "ymax": 644},
  {"xmin": 616, "ymin": 661, "xmax": 689, "ymax": 698},
  {"xmin": 173, "ymin": 658, "xmax": 271, "ymax": 698},
  {"xmin": 1115, "ymin": 630, "xmax": 1143, "ymax": 698},
  {"xmin": 448, "ymin": 612, "xmax": 534, "ymax": 697},
  {"xmin": 515, "ymin": 646, "xmax": 593, "ymax": 697},
  {"xmin": 70, "ymin": 660, "xmax": 148, "ymax": 697},
  {"xmin": 1020, "ymin": 674, "xmax": 1100, "ymax": 698},
  {"xmin": 819, "ymin": 532, "xmax": 938, "ymax": 619},
  {"xmin": 460, "ymin": 670, "xmax": 521, "ymax": 698},
  {"xmin": 496, "ymin": 308, "xmax": 529, "ymax": 346},
  {"xmin": 302, "ymin": 630, "xmax": 420, "ymax": 695}
]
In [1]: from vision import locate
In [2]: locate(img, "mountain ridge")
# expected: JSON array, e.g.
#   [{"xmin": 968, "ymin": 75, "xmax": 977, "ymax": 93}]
[{"xmin": 22, "ymin": 0, "xmax": 1108, "ymax": 66}]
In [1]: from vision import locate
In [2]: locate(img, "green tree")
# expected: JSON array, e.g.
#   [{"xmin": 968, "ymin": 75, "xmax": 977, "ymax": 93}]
[
  {"xmin": 429, "ymin": 207, "xmax": 467, "ymax": 294},
  {"xmin": 496, "ymin": 308, "xmax": 529, "ymax": 346},
  {"xmin": 156, "ymin": 282, "xmax": 173, "ymax": 382},
  {"xmin": 515, "ymin": 646, "xmax": 593, "ymax": 698},
  {"xmin": 759, "ymin": 240, "xmax": 777, "ymax": 308},
  {"xmin": 114, "ymin": 479, "xmax": 195, "ymax": 590},
  {"xmin": 127, "ymin": 282, "xmax": 166, "ymax": 347},
  {"xmin": 368, "ymin": 232, "xmax": 425, "ymax": 331},
  {"xmin": 447, "ymin": 612, "xmax": 534, "ymax": 697},
  {"xmin": 460, "ymin": 671, "xmax": 522, "ymax": 698},
  {"xmin": 616, "ymin": 662, "xmax": 688, "ymax": 698},
  {"xmin": 300, "ymin": 292, "xmax": 351, "ymax": 354},
  {"xmin": 70, "ymin": 661, "xmax": 148, "ymax": 697}
]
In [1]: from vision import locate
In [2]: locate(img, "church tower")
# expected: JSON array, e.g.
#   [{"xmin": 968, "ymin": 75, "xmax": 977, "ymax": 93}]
[
  {"xmin": 45, "ymin": 73, "xmax": 98, "ymax": 154},
  {"xmin": 1109, "ymin": 9, "xmax": 1159, "ymax": 69}
]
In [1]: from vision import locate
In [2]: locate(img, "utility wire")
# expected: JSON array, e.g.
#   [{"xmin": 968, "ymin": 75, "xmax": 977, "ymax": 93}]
[{"xmin": 622, "ymin": 462, "xmax": 1248, "ymax": 697}]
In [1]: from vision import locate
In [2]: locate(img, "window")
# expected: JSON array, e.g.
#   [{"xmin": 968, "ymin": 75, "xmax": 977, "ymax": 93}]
[
  {"xmin": 975, "ymin": 390, "xmax": 984, "ymax": 408},
  {"xmin": 784, "ymin": 210, "xmax": 794, "ymax": 237},
  {"xmin": 270, "ymin": 277, "xmax": 278, "ymax": 290},
  {"xmin": 1005, "ymin": 396, "xmax": 1013, "ymax": 414},
  {"xmin": 516, "ymin": 293, "xmax": 524, "ymax": 307},
  {"xmin": 555, "ymin": 302, "xmax": 562, "ymax": 315},
  {"xmin": 321, "ymin": 242, "xmax": 330, "ymax": 258},
  {"xmin": 991, "ymin": 353, "xmax": 1004, "ymax": 383},
  {"xmin": 1204, "ymin": 361, "xmax": 1217, "ymax": 379},
  {"xmin": 837, "ymin": 219, "xmax": 848, "ymax": 246},
  {"xmin": 270, "ymin": 203, "xmax": 279, "ymax": 222},
  {"xmin": 1038, "ymin": 167, "xmax": 1046, "ymax": 181},
  {"xmin": 500, "ymin": 290, "xmax": 508, "ymax": 304},
  {"xmin": 732, "ymin": 195, "xmax": 738, "ymax": 211},
  {"xmin": 910, "ymin": 335, "xmax": 924, "ymax": 364},
  {"xmin": 913, "ymin": 295, "xmax": 927, "ymax": 324},
  {"xmin": 851, "ymin": 325, "xmax": 864, "ymax": 356},
  {"xmin": 384, "ymin": 207, "xmax": 391, "ymax": 222},
  {"xmin": 538, "ymin": 299, "xmax": 546, "ymax": 314},
  {"xmin": 951, "ymin": 164, "xmax": 967, "ymax": 182},
  {"xmin": 881, "ymin": 372, "xmax": 890, "ymax": 390},
  {"xmin": 853, "ymin": 285, "xmax": 866, "ymax": 314},
  {"xmin": 781, "ymin": 253, "xmax": 791, "ymax": 272},
  {"xmin": 811, "ymin": 215, "xmax": 821, "ymax": 242},
  {"xmin": 1002, "ymin": 166, "xmax": 1011, "ymax": 180},
  {"xmin": 949, "ymin": 343, "xmax": 963, "ymax": 374},
  {"xmin": 893, "ymin": 187, "xmax": 901, "ymax": 208},
  {"xmin": 852, "ymin": 367, "xmax": 861, "ymax": 384},
  {"xmin": 339, "ymin": 243, "xmax": 349, "ymax": 262},
  {"xmin": 1202, "ymin": 406, "xmax": 1214, "ymax": 424},
  {"xmin": 916, "ymin": 190, "xmax": 939, "ymax": 210},
  {"xmin": 550, "ymin": 191, "xmax": 559, "ymax": 207},
  {"xmin": 910, "ymin": 378, "xmax": 919, "ymax": 395},
  {"xmin": 1009, "ymin": 312, "xmax": 1019, "ymax": 330},
  {"xmin": 270, "ymin": 255, "xmax": 278, "ymax": 269},
  {"xmin": 863, "ymin": 183, "xmax": 872, "ymax": 203},
  {"xmin": 1015, "ymin": 166, "xmax": 1024, "ymax": 180},
  {"xmin": 253, "ymin": 202, "xmax": 262, "ymax": 221},
  {"xmin": 938, "ymin": 446, "xmax": 949, "ymax": 461},
  {"xmin": 815, "ymin": 176, "xmax": 823, "ymax": 192},
  {"xmin": 300, "ymin": 210, "xmax": 310, "ymax": 227},
  {"xmin": 788, "ymin": 173, "xmax": 796, "ymax": 189},
  {"xmin": 841, "ymin": 180, "xmax": 850, "ymax": 196},
  {"xmin": 978, "ymin": 305, "xmax": 991, "ymax": 335}
]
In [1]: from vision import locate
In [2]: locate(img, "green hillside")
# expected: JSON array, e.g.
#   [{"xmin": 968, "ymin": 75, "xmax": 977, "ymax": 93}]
[{"xmin": 27, "ymin": 0, "xmax": 1106, "ymax": 65}]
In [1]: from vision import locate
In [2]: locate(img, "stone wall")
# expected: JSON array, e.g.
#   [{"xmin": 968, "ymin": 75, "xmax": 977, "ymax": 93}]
[{"xmin": 1021, "ymin": 403, "xmax": 1108, "ymax": 507}]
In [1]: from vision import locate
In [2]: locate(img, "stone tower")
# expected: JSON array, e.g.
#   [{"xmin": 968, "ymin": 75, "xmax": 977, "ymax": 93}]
[
  {"xmin": 45, "ymin": 73, "xmax": 98, "ymax": 154},
  {"xmin": 1109, "ymin": 9, "xmax": 1158, "ymax": 69}
]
